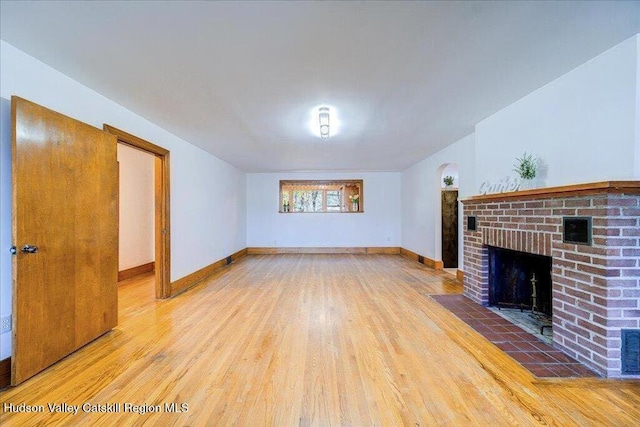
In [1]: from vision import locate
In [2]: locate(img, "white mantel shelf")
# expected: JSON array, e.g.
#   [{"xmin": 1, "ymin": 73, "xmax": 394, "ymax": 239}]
[{"xmin": 462, "ymin": 181, "xmax": 640, "ymax": 203}]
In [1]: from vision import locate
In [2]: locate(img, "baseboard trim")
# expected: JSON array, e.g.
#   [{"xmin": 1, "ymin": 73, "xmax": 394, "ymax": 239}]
[
  {"xmin": 457, "ymin": 269, "xmax": 464, "ymax": 283},
  {"xmin": 247, "ymin": 247, "xmax": 400, "ymax": 255},
  {"xmin": 399, "ymin": 248, "xmax": 443, "ymax": 270},
  {"xmin": 118, "ymin": 262, "xmax": 155, "ymax": 282},
  {"xmin": 0, "ymin": 357, "xmax": 10, "ymax": 389},
  {"xmin": 170, "ymin": 248, "xmax": 247, "ymax": 297}
]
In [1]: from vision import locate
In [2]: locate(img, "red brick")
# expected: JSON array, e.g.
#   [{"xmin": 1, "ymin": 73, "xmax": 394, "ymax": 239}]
[
  {"xmin": 601, "ymin": 278, "xmax": 638, "ymax": 288},
  {"xmin": 518, "ymin": 224, "xmax": 536, "ymax": 231},
  {"xmin": 593, "ymin": 335, "xmax": 609, "ymax": 347},
  {"xmin": 577, "ymin": 264, "xmax": 612, "ymax": 277},
  {"xmin": 593, "ymin": 296, "xmax": 608, "ymax": 306},
  {"xmin": 577, "ymin": 319, "xmax": 607, "ymax": 336},
  {"xmin": 605, "ymin": 219, "xmax": 637, "ymax": 227},
  {"xmin": 607, "ymin": 319, "xmax": 639, "ymax": 327},
  {"xmin": 563, "ymin": 340, "xmax": 593, "ymax": 358},
  {"xmin": 544, "ymin": 199, "xmax": 564, "ymax": 207},
  {"xmin": 608, "ymin": 299, "xmax": 638, "ymax": 308},
  {"xmin": 565, "ymin": 270, "xmax": 593, "ymax": 283},
  {"xmin": 565, "ymin": 199, "xmax": 592, "ymax": 207},
  {"xmin": 565, "ymin": 252, "xmax": 591, "ymax": 263},
  {"xmin": 525, "ymin": 216, "xmax": 544, "ymax": 224},
  {"xmin": 577, "ymin": 337, "xmax": 608, "ymax": 353},
  {"xmin": 610, "ymin": 198, "xmax": 638, "ymax": 207},
  {"xmin": 622, "ymin": 248, "xmax": 640, "ymax": 256},
  {"xmin": 554, "ymin": 326, "xmax": 577, "ymax": 342},
  {"xmin": 554, "ymin": 259, "xmax": 577, "ymax": 270},
  {"xmin": 608, "ymin": 259, "xmax": 638, "ymax": 267},
  {"xmin": 581, "ymin": 246, "xmax": 615, "ymax": 256},
  {"xmin": 592, "ymin": 237, "xmax": 607, "ymax": 246},
  {"xmin": 575, "ymin": 300, "xmax": 608, "ymax": 317},
  {"xmin": 565, "ymin": 305, "xmax": 592, "ymax": 319},
  {"xmin": 607, "ymin": 237, "xmax": 639, "ymax": 246},
  {"xmin": 606, "ymin": 308, "xmax": 622, "ymax": 317},
  {"xmin": 593, "ymin": 227, "xmax": 620, "ymax": 237},
  {"xmin": 590, "ymin": 257, "xmax": 608, "ymax": 266},
  {"xmin": 553, "ymin": 208, "xmax": 577, "ymax": 215},
  {"xmin": 565, "ymin": 322, "xmax": 592, "ymax": 337}
]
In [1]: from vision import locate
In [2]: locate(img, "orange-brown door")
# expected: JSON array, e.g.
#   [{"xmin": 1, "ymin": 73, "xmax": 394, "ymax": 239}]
[{"xmin": 11, "ymin": 96, "xmax": 118, "ymax": 385}]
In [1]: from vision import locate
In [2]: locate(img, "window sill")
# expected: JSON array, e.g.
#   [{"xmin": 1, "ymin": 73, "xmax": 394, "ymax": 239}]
[{"xmin": 279, "ymin": 211, "xmax": 364, "ymax": 214}]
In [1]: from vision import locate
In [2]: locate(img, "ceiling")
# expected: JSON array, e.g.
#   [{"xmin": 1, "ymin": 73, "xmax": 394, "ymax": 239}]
[{"xmin": 1, "ymin": 1, "xmax": 639, "ymax": 172}]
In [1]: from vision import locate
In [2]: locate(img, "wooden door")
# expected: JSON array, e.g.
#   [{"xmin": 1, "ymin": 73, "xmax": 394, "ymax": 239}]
[
  {"xmin": 441, "ymin": 190, "xmax": 458, "ymax": 269},
  {"xmin": 11, "ymin": 97, "xmax": 118, "ymax": 385}
]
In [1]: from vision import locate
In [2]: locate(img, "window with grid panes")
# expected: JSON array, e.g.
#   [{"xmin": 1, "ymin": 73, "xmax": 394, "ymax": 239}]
[{"xmin": 279, "ymin": 180, "xmax": 363, "ymax": 213}]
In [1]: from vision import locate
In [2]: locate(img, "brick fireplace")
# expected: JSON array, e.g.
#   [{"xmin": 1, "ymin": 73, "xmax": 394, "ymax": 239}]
[{"xmin": 461, "ymin": 181, "xmax": 640, "ymax": 378}]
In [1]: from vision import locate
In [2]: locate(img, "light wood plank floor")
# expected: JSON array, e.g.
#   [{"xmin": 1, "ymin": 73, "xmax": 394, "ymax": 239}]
[{"xmin": 1, "ymin": 254, "xmax": 639, "ymax": 426}]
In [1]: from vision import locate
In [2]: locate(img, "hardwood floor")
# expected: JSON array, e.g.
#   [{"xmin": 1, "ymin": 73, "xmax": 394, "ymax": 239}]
[{"xmin": 1, "ymin": 254, "xmax": 638, "ymax": 426}]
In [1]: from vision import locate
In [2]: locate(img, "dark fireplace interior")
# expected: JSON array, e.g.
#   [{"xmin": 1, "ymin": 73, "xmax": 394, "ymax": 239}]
[{"xmin": 488, "ymin": 246, "xmax": 552, "ymax": 316}]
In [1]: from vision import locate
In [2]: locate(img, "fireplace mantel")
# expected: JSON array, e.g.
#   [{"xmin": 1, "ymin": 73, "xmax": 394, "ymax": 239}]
[{"xmin": 462, "ymin": 181, "xmax": 640, "ymax": 203}]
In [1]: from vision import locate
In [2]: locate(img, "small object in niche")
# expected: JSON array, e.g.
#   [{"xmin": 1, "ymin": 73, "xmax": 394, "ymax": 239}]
[
  {"xmin": 443, "ymin": 175, "xmax": 454, "ymax": 189},
  {"xmin": 348, "ymin": 194, "xmax": 360, "ymax": 212}
]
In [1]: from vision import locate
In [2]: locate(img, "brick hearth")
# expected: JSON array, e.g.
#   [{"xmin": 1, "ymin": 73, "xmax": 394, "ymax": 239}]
[{"xmin": 461, "ymin": 181, "xmax": 640, "ymax": 378}]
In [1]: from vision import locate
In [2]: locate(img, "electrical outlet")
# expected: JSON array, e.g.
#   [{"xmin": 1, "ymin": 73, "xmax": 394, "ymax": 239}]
[{"xmin": 0, "ymin": 315, "xmax": 11, "ymax": 333}]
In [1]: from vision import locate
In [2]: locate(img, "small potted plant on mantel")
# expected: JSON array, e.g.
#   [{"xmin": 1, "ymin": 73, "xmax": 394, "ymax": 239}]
[
  {"xmin": 513, "ymin": 152, "xmax": 537, "ymax": 190},
  {"xmin": 443, "ymin": 176, "xmax": 455, "ymax": 190}
]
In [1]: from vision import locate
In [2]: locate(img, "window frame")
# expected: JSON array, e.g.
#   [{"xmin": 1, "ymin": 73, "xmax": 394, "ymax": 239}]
[{"xmin": 279, "ymin": 179, "xmax": 364, "ymax": 213}]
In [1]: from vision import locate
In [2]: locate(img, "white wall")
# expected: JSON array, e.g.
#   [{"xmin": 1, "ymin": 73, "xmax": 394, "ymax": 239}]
[
  {"xmin": 475, "ymin": 35, "xmax": 640, "ymax": 190},
  {"xmin": 117, "ymin": 144, "xmax": 155, "ymax": 271},
  {"xmin": 401, "ymin": 134, "xmax": 475, "ymax": 268},
  {"xmin": 636, "ymin": 35, "xmax": 640, "ymax": 177},
  {"xmin": 247, "ymin": 172, "xmax": 401, "ymax": 248},
  {"xmin": 0, "ymin": 41, "xmax": 247, "ymax": 359}
]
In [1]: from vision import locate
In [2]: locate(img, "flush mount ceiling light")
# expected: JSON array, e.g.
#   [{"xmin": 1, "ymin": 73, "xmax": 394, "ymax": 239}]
[{"xmin": 318, "ymin": 107, "xmax": 330, "ymax": 139}]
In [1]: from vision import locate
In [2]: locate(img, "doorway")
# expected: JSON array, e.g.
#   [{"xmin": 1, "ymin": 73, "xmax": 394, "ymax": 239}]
[
  {"xmin": 438, "ymin": 163, "xmax": 459, "ymax": 274},
  {"xmin": 117, "ymin": 143, "xmax": 155, "ymax": 284},
  {"xmin": 104, "ymin": 125, "xmax": 171, "ymax": 299}
]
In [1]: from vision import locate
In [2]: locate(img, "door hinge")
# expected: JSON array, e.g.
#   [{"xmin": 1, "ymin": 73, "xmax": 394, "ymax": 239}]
[{"xmin": 10, "ymin": 246, "xmax": 17, "ymax": 255}]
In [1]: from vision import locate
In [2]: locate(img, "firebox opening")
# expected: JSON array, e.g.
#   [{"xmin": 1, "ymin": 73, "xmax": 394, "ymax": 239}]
[{"xmin": 488, "ymin": 246, "xmax": 552, "ymax": 316}]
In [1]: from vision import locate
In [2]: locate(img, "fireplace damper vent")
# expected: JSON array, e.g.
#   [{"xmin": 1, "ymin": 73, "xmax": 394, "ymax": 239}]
[{"xmin": 622, "ymin": 329, "xmax": 640, "ymax": 375}]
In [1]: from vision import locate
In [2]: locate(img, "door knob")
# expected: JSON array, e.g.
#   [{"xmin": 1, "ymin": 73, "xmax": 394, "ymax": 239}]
[{"xmin": 21, "ymin": 245, "xmax": 38, "ymax": 254}]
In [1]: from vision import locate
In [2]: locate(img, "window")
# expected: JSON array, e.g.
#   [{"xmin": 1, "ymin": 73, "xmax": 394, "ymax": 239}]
[{"xmin": 280, "ymin": 180, "xmax": 363, "ymax": 213}]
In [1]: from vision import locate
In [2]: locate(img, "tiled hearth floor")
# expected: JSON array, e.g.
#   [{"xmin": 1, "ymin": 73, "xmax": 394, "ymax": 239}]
[{"xmin": 431, "ymin": 294, "xmax": 598, "ymax": 378}]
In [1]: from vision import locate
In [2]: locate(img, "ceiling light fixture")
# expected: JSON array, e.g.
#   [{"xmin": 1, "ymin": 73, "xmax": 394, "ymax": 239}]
[{"xmin": 318, "ymin": 107, "xmax": 330, "ymax": 139}]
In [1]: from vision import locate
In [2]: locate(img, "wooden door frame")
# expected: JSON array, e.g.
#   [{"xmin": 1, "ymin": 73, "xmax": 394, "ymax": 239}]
[{"xmin": 104, "ymin": 125, "xmax": 171, "ymax": 299}]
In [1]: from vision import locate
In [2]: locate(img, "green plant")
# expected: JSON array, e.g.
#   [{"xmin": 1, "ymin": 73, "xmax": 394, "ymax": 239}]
[
  {"xmin": 443, "ymin": 176, "xmax": 454, "ymax": 186},
  {"xmin": 513, "ymin": 152, "xmax": 537, "ymax": 179}
]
